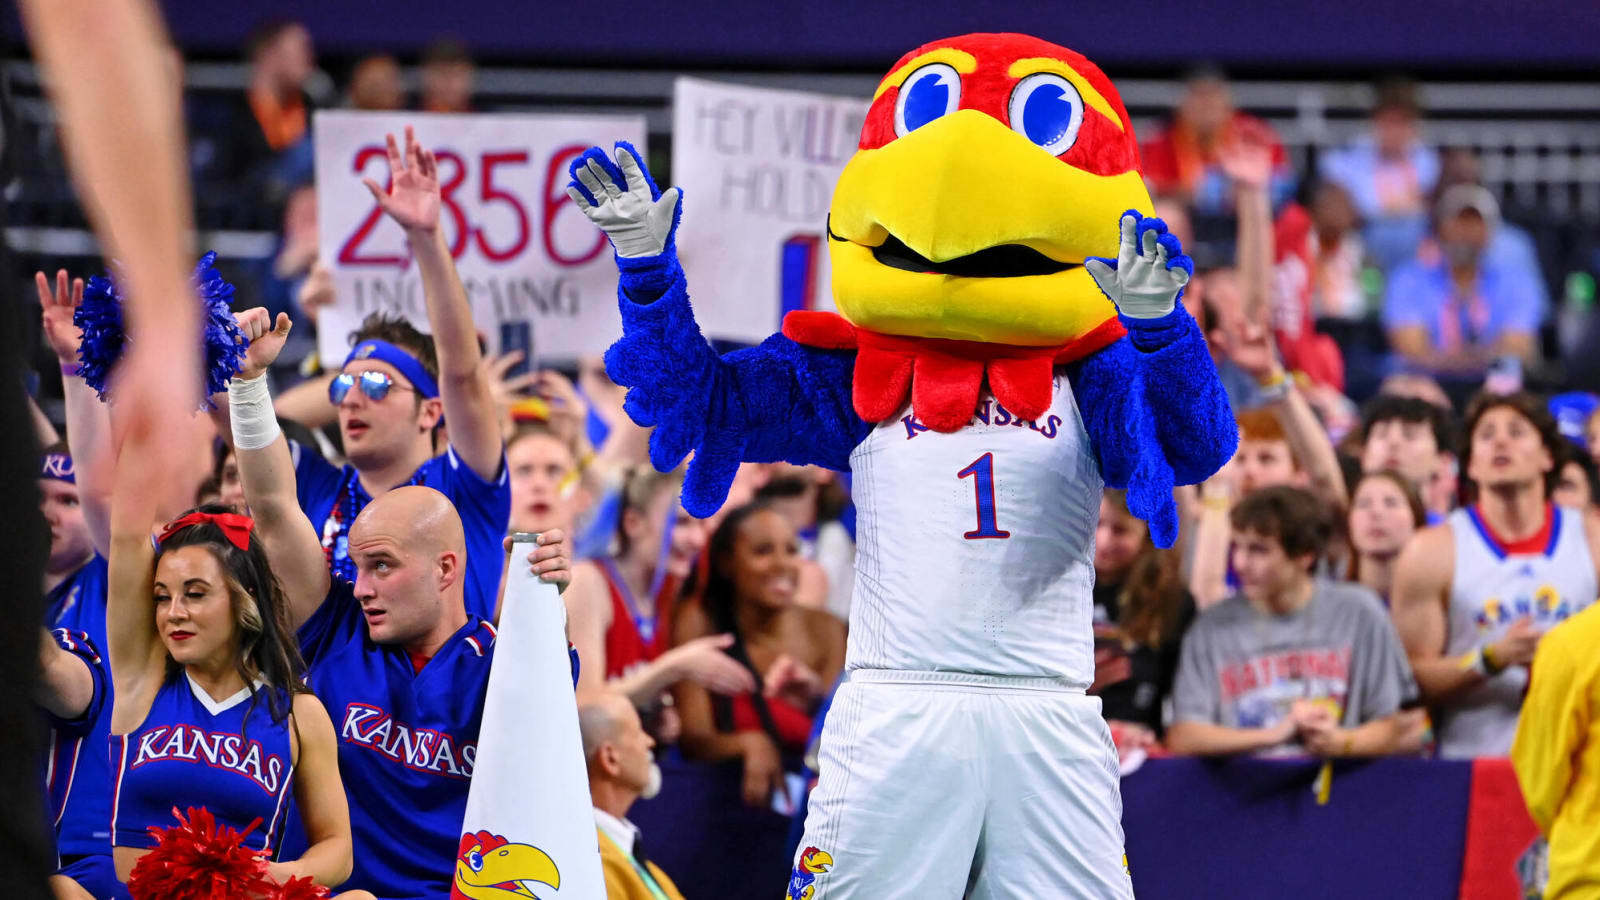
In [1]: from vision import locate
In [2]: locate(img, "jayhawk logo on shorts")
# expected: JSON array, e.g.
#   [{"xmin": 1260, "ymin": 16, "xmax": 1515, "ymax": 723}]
[
  {"xmin": 452, "ymin": 830, "xmax": 560, "ymax": 899},
  {"xmin": 788, "ymin": 846, "xmax": 835, "ymax": 900}
]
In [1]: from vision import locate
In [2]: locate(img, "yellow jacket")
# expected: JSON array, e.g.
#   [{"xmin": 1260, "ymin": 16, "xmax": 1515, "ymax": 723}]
[
  {"xmin": 1512, "ymin": 603, "xmax": 1600, "ymax": 900},
  {"xmin": 597, "ymin": 827, "xmax": 686, "ymax": 900}
]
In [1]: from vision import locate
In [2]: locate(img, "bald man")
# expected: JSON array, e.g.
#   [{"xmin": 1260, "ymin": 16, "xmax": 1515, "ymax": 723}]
[
  {"xmin": 581, "ymin": 692, "xmax": 685, "ymax": 900},
  {"xmin": 235, "ymin": 462, "xmax": 572, "ymax": 898}
]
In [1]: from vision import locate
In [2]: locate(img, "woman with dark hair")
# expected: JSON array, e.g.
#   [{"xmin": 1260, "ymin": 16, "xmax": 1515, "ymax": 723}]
[
  {"xmin": 1347, "ymin": 470, "xmax": 1427, "ymax": 604},
  {"xmin": 1091, "ymin": 490, "xmax": 1195, "ymax": 750},
  {"xmin": 107, "ymin": 415, "xmax": 358, "ymax": 891},
  {"xmin": 673, "ymin": 502, "xmax": 846, "ymax": 808}
]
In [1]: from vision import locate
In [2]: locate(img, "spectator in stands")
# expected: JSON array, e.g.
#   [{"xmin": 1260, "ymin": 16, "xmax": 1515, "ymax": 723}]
[
  {"xmin": 1319, "ymin": 78, "xmax": 1439, "ymax": 272},
  {"xmin": 1384, "ymin": 185, "xmax": 1542, "ymax": 376},
  {"xmin": 1436, "ymin": 146, "xmax": 1551, "ymax": 323},
  {"xmin": 222, "ymin": 129, "xmax": 510, "ymax": 621},
  {"xmin": 1552, "ymin": 441, "xmax": 1600, "ymax": 512},
  {"xmin": 1391, "ymin": 391, "xmax": 1600, "ymax": 758},
  {"xmin": 1142, "ymin": 68, "xmax": 1293, "ymax": 217},
  {"xmin": 419, "ymin": 39, "xmax": 476, "ymax": 113},
  {"xmin": 564, "ymin": 468, "xmax": 745, "ymax": 722},
  {"xmin": 347, "ymin": 54, "xmax": 404, "ymax": 111},
  {"xmin": 673, "ymin": 502, "xmax": 845, "ymax": 808},
  {"xmin": 1092, "ymin": 489, "xmax": 1196, "ymax": 750},
  {"xmin": 1347, "ymin": 470, "xmax": 1427, "ymax": 605},
  {"xmin": 580, "ymin": 691, "xmax": 687, "ymax": 900},
  {"xmin": 1359, "ymin": 394, "xmax": 1457, "ymax": 522},
  {"xmin": 506, "ymin": 420, "xmax": 586, "ymax": 537},
  {"xmin": 1307, "ymin": 179, "xmax": 1370, "ymax": 320},
  {"xmin": 754, "ymin": 465, "xmax": 849, "ymax": 617},
  {"xmin": 1168, "ymin": 486, "xmax": 1417, "ymax": 758},
  {"xmin": 192, "ymin": 20, "xmax": 317, "ymax": 198},
  {"xmin": 1189, "ymin": 334, "xmax": 1349, "ymax": 607},
  {"xmin": 1511, "ymin": 602, "xmax": 1600, "ymax": 900}
]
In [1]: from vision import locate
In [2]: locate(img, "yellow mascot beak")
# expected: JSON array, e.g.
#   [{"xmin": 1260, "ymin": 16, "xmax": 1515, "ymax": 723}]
[{"xmin": 828, "ymin": 108, "xmax": 1153, "ymax": 346}]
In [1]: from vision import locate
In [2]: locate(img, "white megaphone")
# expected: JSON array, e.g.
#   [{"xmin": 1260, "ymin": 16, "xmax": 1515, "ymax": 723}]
[{"xmin": 454, "ymin": 533, "xmax": 605, "ymax": 899}]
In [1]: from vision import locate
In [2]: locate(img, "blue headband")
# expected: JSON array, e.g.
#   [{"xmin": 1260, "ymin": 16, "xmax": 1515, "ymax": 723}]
[
  {"xmin": 41, "ymin": 452, "xmax": 75, "ymax": 484},
  {"xmin": 342, "ymin": 339, "xmax": 439, "ymax": 399}
]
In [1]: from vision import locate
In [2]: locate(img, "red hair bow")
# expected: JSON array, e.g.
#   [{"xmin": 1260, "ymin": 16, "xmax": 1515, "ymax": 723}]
[{"xmin": 158, "ymin": 511, "xmax": 255, "ymax": 551}]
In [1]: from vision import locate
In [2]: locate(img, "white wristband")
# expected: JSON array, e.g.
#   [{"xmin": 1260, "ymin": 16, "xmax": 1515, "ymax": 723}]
[{"xmin": 228, "ymin": 374, "xmax": 281, "ymax": 451}]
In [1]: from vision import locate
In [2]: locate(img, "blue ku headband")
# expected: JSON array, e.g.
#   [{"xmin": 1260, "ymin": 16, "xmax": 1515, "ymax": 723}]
[
  {"xmin": 41, "ymin": 452, "xmax": 75, "ymax": 484},
  {"xmin": 342, "ymin": 339, "xmax": 440, "ymax": 399}
]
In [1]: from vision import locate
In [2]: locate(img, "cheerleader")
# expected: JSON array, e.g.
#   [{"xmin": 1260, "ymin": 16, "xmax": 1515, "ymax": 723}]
[{"xmin": 105, "ymin": 436, "xmax": 357, "ymax": 891}]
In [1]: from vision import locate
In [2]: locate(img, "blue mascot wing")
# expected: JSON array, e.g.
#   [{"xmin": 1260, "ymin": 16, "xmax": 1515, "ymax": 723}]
[
  {"xmin": 1069, "ymin": 307, "xmax": 1237, "ymax": 549},
  {"xmin": 606, "ymin": 249, "xmax": 870, "ymax": 518}
]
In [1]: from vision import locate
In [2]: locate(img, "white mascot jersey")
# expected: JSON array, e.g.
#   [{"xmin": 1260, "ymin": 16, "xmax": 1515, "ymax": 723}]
[{"xmin": 846, "ymin": 371, "xmax": 1100, "ymax": 686}]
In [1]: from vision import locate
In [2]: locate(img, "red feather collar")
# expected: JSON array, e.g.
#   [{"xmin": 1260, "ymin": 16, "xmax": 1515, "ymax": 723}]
[{"xmin": 782, "ymin": 310, "xmax": 1126, "ymax": 432}]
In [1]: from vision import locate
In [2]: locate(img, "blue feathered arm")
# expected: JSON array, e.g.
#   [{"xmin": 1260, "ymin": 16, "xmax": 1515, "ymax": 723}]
[
  {"xmin": 1121, "ymin": 308, "xmax": 1239, "ymax": 486},
  {"xmin": 74, "ymin": 252, "xmax": 246, "ymax": 407},
  {"xmin": 1068, "ymin": 306, "xmax": 1236, "ymax": 549},
  {"xmin": 569, "ymin": 143, "xmax": 868, "ymax": 517},
  {"xmin": 604, "ymin": 250, "xmax": 868, "ymax": 517}
]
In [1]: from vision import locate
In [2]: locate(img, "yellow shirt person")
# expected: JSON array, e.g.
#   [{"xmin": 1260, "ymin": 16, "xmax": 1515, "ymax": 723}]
[{"xmin": 1512, "ymin": 603, "xmax": 1600, "ymax": 899}]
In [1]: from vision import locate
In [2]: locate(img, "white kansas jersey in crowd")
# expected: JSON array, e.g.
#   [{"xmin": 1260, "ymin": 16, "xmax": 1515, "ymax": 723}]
[
  {"xmin": 846, "ymin": 371, "xmax": 1099, "ymax": 686},
  {"xmin": 1440, "ymin": 504, "xmax": 1597, "ymax": 758}
]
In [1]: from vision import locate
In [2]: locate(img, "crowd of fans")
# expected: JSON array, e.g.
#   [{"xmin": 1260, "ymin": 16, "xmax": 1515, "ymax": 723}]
[{"xmin": 19, "ymin": 19, "xmax": 1600, "ymax": 900}]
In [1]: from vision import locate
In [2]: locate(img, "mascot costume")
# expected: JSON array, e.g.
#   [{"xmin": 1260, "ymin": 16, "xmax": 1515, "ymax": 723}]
[{"xmin": 569, "ymin": 33, "xmax": 1236, "ymax": 899}]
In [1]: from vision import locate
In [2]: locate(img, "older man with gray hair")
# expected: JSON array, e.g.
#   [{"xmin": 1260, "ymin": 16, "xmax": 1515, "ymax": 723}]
[{"xmin": 580, "ymin": 691, "xmax": 685, "ymax": 900}]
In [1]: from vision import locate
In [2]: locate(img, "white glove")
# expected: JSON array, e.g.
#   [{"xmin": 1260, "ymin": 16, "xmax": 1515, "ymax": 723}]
[
  {"xmin": 565, "ymin": 146, "xmax": 681, "ymax": 259},
  {"xmin": 1085, "ymin": 211, "xmax": 1192, "ymax": 319}
]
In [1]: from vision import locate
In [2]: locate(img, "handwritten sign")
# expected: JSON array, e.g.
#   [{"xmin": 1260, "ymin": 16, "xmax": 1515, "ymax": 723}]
[
  {"xmin": 314, "ymin": 110, "xmax": 646, "ymax": 366},
  {"xmin": 671, "ymin": 77, "xmax": 869, "ymax": 344}
]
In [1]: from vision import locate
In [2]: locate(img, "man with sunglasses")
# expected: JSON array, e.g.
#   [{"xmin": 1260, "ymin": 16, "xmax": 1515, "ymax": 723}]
[{"xmin": 230, "ymin": 126, "xmax": 509, "ymax": 620}]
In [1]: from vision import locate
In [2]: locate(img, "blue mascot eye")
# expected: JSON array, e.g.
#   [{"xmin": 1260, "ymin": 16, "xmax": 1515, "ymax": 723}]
[
  {"xmin": 467, "ymin": 850, "xmax": 484, "ymax": 872},
  {"xmin": 894, "ymin": 63, "xmax": 961, "ymax": 137},
  {"xmin": 1007, "ymin": 73, "xmax": 1085, "ymax": 156}
]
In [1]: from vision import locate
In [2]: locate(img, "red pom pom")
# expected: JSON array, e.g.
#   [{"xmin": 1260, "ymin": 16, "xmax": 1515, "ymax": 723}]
[
  {"xmin": 127, "ymin": 807, "xmax": 275, "ymax": 900},
  {"xmin": 268, "ymin": 875, "xmax": 330, "ymax": 900}
]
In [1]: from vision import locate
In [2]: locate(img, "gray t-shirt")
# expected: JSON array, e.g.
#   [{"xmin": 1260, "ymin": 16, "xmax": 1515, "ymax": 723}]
[{"xmin": 1172, "ymin": 580, "xmax": 1417, "ymax": 755}]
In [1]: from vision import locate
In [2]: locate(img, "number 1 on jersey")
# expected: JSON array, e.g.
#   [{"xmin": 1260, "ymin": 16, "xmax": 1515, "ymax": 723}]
[{"xmin": 957, "ymin": 452, "xmax": 1010, "ymax": 540}]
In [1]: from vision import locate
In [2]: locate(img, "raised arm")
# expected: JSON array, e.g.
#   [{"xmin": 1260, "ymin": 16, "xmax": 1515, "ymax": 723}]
[
  {"xmin": 1084, "ymin": 213, "xmax": 1237, "ymax": 508},
  {"xmin": 229, "ymin": 309, "xmax": 332, "ymax": 631},
  {"xmin": 105, "ymin": 394, "xmax": 180, "ymax": 734},
  {"xmin": 361, "ymin": 127, "xmax": 502, "ymax": 481},
  {"xmin": 568, "ymin": 143, "xmax": 866, "ymax": 517},
  {"xmin": 38, "ymin": 270, "xmax": 114, "ymax": 556},
  {"xmin": 1224, "ymin": 320, "xmax": 1349, "ymax": 508}
]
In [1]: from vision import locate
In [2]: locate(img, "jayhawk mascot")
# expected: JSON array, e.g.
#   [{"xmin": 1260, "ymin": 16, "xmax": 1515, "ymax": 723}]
[{"xmin": 570, "ymin": 32, "xmax": 1235, "ymax": 900}]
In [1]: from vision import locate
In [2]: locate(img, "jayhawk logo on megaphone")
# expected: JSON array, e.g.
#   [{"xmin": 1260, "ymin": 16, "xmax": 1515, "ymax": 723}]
[{"xmin": 452, "ymin": 830, "xmax": 560, "ymax": 899}]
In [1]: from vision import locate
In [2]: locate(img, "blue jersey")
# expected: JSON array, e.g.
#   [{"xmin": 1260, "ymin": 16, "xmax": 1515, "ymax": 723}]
[
  {"xmin": 112, "ymin": 673, "xmax": 296, "ymax": 856},
  {"xmin": 44, "ymin": 556, "xmax": 116, "ymax": 861},
  {"xmin": 285, "ymin": 579, "xmax": 496, "ymax": 898},
  {"xmin": 294, "ymin": 442, "xmax": 510, "ymax": 621}
]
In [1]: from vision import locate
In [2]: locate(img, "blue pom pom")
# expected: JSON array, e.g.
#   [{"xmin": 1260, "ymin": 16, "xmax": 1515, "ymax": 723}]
[
  {"xmin": 72, "ymin": 252, "xmax": 246, "ymax": 408},
  {"xmin": 194, "ymin": 252, "xmax": 247, "ymax": 408},
  {"xmin": 74, "ymin": 276, "xmax": 126, "ymax": 402}
]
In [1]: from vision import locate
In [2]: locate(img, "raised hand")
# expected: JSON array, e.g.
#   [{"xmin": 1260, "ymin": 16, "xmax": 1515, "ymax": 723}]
[
  {"xmin": 361, "ymin": 125, "xmax": 441, "ymax": 234},
  {"xmin": 1218, "ymin": 133, "xmax": 1275, "ymax": 191},
  {"xmin": 565, "ymin": 143, "xmax": 681, "ymax": 259},
  {"xmin": 233, "ymin": 308, "xmax": 293, "ymax": 381},
  {"xmin": 537, "ymin": 369, "xmax": 589, "ymax": 444},
  {"xmin": 35, "ymin": 269, "xmax": 84, "ymax": 363},
  {"xmin": 1085, "ymin": 211, "xmax": 1194, "ymax": 320}
]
